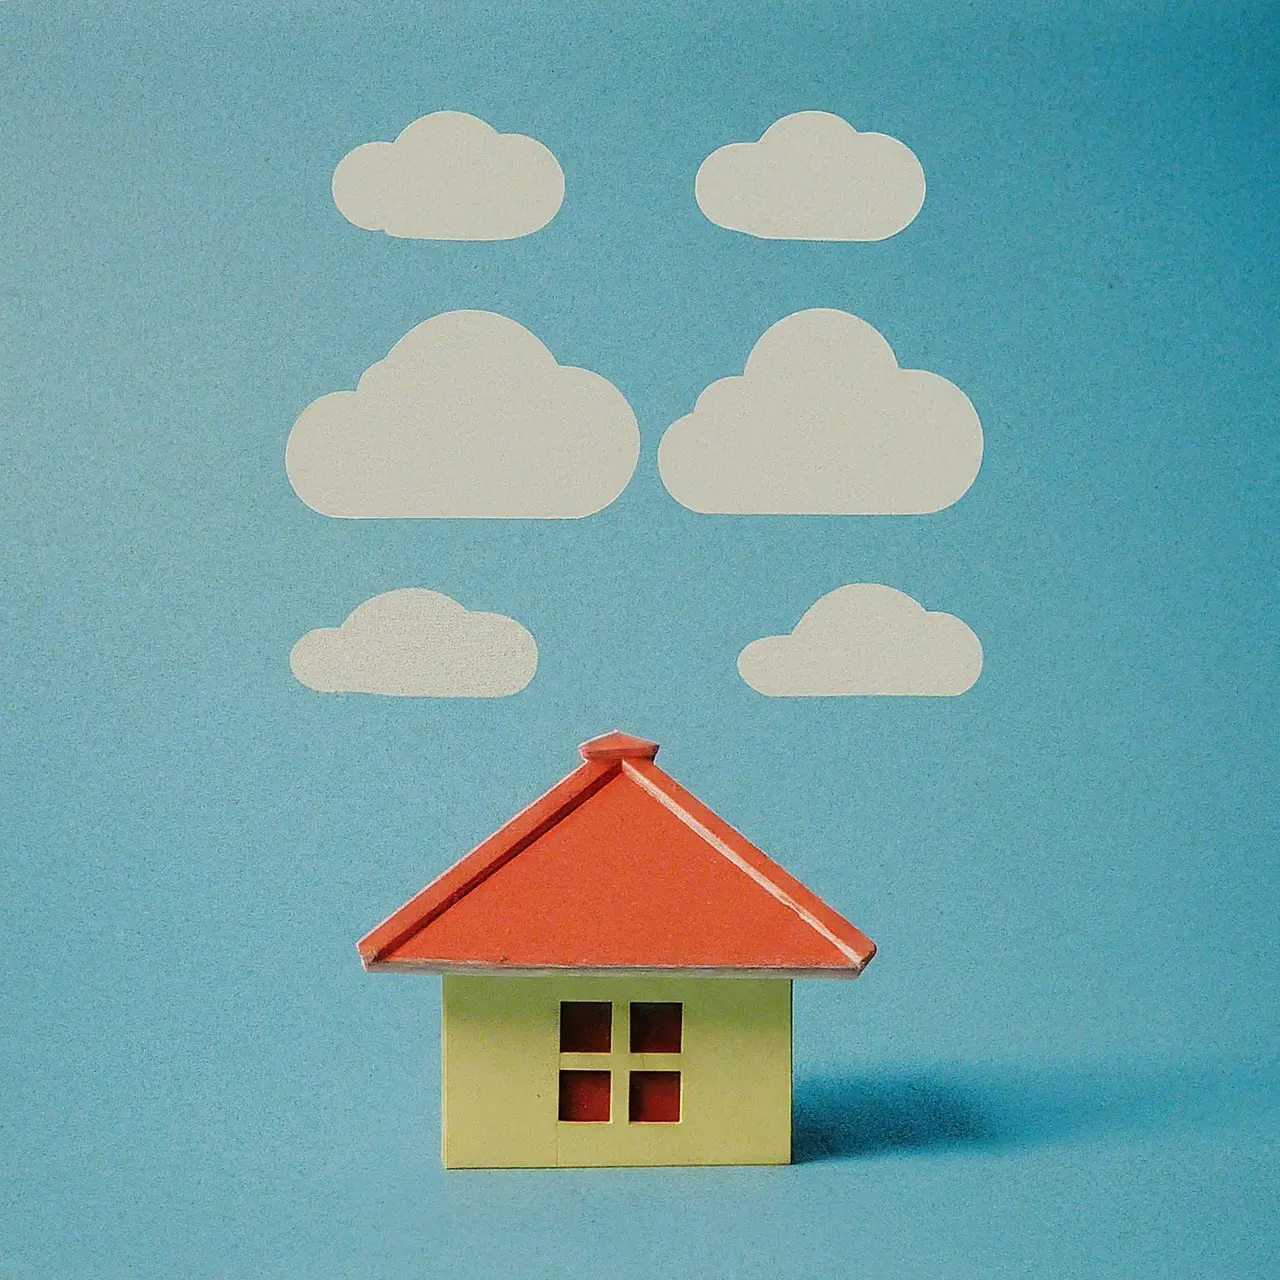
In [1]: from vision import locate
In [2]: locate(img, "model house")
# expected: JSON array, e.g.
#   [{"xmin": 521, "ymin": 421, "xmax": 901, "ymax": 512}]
[{"xmin": 357, "ymin": 730, "xmax": 876, "ymax": 1168}]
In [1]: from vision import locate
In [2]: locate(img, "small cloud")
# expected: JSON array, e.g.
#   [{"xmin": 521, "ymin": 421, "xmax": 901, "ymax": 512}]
[
  {"xmin": 332, "ymin": 111, "xmax": 564, "ymax": 240},
  {"xmin": 290, "ymin": 589, "xmax": 537, "ymax": 697},
  {"xmin": 658, "ymin": 308, "xmax": 981, "ymax": 514},
  {"xmin": 695, "ymin": 111, "xmax": 925, "ymax": 241},
  {"xmin": 738, "ymin": 584, "xmax": 982, "ymax": 696},
  {"xmin": 285, "ymin": 310, "xmax": 640, "ymax": 518}
]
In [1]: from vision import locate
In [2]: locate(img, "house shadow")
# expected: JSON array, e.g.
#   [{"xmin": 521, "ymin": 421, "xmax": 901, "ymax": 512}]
[{"xmin": 792, "ymin": 1056, "xmax": 1279, "ymax": 1162}]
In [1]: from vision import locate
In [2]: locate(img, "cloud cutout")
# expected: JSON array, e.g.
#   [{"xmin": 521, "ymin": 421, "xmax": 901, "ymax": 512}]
[
  {"xmin": 285, "ymin": 310, "xmax": 640, "ymax": 518},
  {"xmin": 290, "ymin": 589, "xmax": 537, "ymax": 697},
  {"xmin": 332, "ymin": 111, "xmax": 564, "ymax": 239},
  {"xmin": 695, "ymin": 111, "xmax": 925, "ymax": 241},
  {"xmin": 738, "ymin": 584, "xmax": 982, "ymax": 696},
  {"xmin": 657, "ymin": 308, "xmax": 982, "ymax": 514}
]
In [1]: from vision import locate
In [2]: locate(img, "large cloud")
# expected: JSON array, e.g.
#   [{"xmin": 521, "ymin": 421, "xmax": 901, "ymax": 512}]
[
  {"xmin": 286, "ymin": 310, "xmax": 640, "ymax": 518},
  {"xmin": 657, "ymin": 308, "xmax": 981, "ymax": 514},
  {"xmin": 290, "ymin": 589, "xmax": 537, "ymax": 697},
  {"xmin": 738, "ymin": 584, "xmax": 982, "ymax": 696},
  {"xmin": 695, "ymin": 111, "xmax": 925, "ymax": 241},
  {"xmin": 332, "ymin": 111, "xmax": 564, "ymax": 239}
]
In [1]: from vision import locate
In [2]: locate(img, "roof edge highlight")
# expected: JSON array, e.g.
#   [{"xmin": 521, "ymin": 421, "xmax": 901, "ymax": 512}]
[{"xmin": 621, "ymin": 759, "xmax": 876, "ymax": 969}]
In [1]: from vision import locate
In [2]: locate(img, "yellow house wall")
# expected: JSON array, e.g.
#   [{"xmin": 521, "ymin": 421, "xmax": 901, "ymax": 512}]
[{"xmin": 440, "ymin": 974, "xmax": 792, "ymax": 1168}]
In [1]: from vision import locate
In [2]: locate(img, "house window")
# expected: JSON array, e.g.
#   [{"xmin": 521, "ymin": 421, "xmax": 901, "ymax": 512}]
[
  {"xmin": 559, "ymin": 1070, "xmax": 611, "ymax": 1122},
  {"xmin": 630, "ymin": 1002, "xmax": 682, "ymax": 1053},
  {"xmin": 557, "ymin": 1000, "xmax": 683, "ymax": 1126},
  {"xmin": 629, "ymin": 1070, "xmax": 681, "ymax": 1122},
  {"xmin": 560, "ymin": 1001, "xmax": 612, "ymax": 1053}
]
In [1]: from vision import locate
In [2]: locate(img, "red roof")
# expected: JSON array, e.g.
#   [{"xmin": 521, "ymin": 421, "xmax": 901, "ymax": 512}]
[{"xmin": 358, "ymin": 731, "xmax": 876, "ymax": 977}]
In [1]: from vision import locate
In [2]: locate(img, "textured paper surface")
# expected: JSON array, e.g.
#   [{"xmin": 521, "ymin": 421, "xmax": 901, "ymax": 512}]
[{"xmin": 4, "ymin": 4, "xmax": 1277, "ymax": 1278}]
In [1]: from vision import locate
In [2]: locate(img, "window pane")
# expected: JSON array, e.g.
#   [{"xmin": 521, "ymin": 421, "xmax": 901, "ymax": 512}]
[
  {"xmin": 629, "ymin": 1071, "xmax": 681, "ymax": 1122},
  {"xmin": 560, "ymin": 1001, "xmax": 611, "ymax": 1053},
  {"xmin": 559, "ymin": 1070, "xmax": 611, "ymax": 1122},
  {"xmin": 630, "ymin": 1002, "xmax": 682, "ymax": 1053}
]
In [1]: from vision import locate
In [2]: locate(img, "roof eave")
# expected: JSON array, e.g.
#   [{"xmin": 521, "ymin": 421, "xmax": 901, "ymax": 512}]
[{"xmin": 361, "ymin": 957, "xmax": 873, "ymax": 979}]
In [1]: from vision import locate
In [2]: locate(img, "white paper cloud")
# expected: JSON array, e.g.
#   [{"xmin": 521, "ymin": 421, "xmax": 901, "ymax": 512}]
[
  {"xmin": 657, "ymin": 308, "xmax": 981, "ymax": 514},
  {"xmin": 332, "ymin": 111, "xmax": 564, "ymax": 239},
  {"xmin": 285, "ymin": 310, "xmax": 640, "ymax": 518},
  {"xmin": 290, "ymin": 589, "xmax": 537, "ymax": 697},
  {"xmin": 738, "ymin": 584, "xmax": 982, "ymax": 696},
  {"xmin": 695, "ymin": 111, "xmax": 925, "ymax": 241}
]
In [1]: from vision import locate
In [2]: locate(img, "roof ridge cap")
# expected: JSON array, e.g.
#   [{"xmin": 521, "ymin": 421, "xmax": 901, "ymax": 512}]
[{"xmin": 578, "ymin": 730, "xmax": 660, "ymax": 761}]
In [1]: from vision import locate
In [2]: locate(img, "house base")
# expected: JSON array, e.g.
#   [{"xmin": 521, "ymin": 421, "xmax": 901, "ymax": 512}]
[{"xmin": 440, "ymin": 974, "xmax": 793, "ymax": 1168}]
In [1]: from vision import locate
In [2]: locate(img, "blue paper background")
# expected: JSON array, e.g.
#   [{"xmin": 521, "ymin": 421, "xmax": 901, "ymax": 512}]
[{"xmin": 4, "ymin": 3, "xmax": 1277, "ymax": 1276}]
